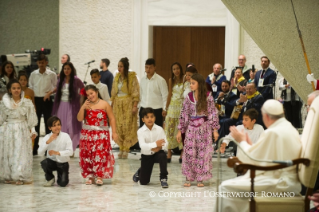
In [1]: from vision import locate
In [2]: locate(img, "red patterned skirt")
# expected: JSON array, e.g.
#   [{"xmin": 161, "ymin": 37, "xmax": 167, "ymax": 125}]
[{"xmin": 79, "ymin": 125, "xmax": 115, "ymax": 179}]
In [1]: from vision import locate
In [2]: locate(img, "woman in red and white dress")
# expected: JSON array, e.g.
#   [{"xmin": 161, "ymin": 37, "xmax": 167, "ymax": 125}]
[{"xmin": 77, "ymin": 84, "xmax": 118, "ymax": 186}]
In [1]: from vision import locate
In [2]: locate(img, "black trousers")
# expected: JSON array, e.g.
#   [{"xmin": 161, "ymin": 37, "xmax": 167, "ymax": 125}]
[
  {"xmin": 139, "ymin": 107, "xmax": 163, "ymax": 128},
  {"xmin": 283, "ymin": 101, "xmax": 302, "ymax": 128},
  {"xmin": 138, "ymin": 150, "xmax": 168, "ymax": 185},
  {"xmin": 40, "ymin": 158, "xmax": 69, "ymax": 187},
  {"xmin": 34, "ymin": 97, "xmax": 53, "ymax": 154}
]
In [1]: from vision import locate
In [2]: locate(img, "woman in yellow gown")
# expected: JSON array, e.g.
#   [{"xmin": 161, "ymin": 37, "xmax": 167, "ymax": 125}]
[
  {"xmin": 18, "ymin": 71, "xmax": 36, "ymax": 148},
  {"xmin": 111, "ymin": 57, "xmax": 140, "ymax": 159}
]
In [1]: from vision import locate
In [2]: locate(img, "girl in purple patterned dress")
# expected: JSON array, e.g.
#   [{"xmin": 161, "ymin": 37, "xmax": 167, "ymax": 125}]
[{"xmin": 176, "ymin": 73, "xmax": 220, "ymax": 187}]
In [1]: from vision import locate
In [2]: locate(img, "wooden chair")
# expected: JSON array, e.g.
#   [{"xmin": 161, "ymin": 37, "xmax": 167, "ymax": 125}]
[{"xmin": 227, "ymin": 96, "xmax": 319, "ymax": 212}]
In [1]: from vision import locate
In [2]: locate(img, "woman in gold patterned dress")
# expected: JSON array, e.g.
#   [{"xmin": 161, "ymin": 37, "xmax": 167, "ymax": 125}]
[
  {"xmin": 111, "ymin": 57, "xmax": 140, "ymax": 159},
  {"xmin": 164, "ymin": 62, "xmax": 184, "ymax": 163}
]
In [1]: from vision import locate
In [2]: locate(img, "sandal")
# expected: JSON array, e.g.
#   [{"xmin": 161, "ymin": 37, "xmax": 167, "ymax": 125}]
[
  {"xmin": 4, "ymin": 180, "xmax": 13, "ymax": 184},
  {"xmin": 197, "ymin": 181, "xmax": 204, "ymax": 187},
  {"xmin": 118, "ymin": 151, "xmax": 123, "ymax": 159},
  {"xmin": 96, "ymin": 178, "xmax": 103, "ymax": 186},
  {"xmin": 16, "ymin": 181, "xmax": 24, "ymax": 185},
  {"xmin": 122, "ymin": 152, "xmax": 128, "ymax": 159},
  {"xmin": 184, "ymin": 180, "xmax": 191, "ymax": 187},
  {"xmin": 85, "ymin": 177, "xmax": 95, "ymax": 185}
]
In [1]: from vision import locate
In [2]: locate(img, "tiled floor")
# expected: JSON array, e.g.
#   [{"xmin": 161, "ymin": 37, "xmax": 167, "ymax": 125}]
[
  {"xmin": 0, "ymin": 151, "xmax": 233, "ymax": 212},
  {"xmin": 0, "ymin": 119, "xmax": 312, "ymax": 212}
]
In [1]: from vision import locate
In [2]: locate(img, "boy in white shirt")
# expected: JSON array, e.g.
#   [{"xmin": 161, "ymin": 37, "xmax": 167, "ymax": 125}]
[
  {"xmin": 221, "ymin": 108, "xmax": 264, "ymax": 154},
  {"xmin": 132, "ymin": 108, "xmax": 169, "ymax": 188},
  {"xmin": 38, "ymin": 116, "xmax": 73, "ymax": 187},
  {"xmin": 90, "ymin": 69, "xmax": 111, "ymax": 104}
]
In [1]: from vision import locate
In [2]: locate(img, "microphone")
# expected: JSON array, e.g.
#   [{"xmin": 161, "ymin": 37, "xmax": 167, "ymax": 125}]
[
  {"xmin": 84, "ymin": 60, "xmax": 95, "ymax": 65},
  {"xmin": 219, "ymin": 137, "xmax": 294, "ymax": 166}
]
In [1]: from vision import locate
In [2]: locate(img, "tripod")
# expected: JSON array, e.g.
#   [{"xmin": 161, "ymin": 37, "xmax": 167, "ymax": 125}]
[{"xmin": 83, "ymin": 63, "xmax": 91, "ymax": 85}]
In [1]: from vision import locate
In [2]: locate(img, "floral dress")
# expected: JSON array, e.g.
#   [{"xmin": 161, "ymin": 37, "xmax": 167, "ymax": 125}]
[
  {"xmin": 0, "ymin": 92, "xmax": 37, "ymax": 182},
  {"xmin": 111, "ymin": 72, "xmax": 140, "ymax": 152},
  {"xmin": 178, "ymin": 92, "xmax": 220, "ymax": 181},
  {"xmin": 165, "ymin": 83, "xmax": 184, "ymax": 150},
  {"xmin": 79, "ymin": 109, "xmax": 115, "ymax": 179}
]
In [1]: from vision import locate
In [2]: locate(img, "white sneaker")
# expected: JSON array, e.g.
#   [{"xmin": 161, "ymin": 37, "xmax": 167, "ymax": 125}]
[{"xmin": 43, "ymin": 178, "xmax": 55, "ymax": 187}]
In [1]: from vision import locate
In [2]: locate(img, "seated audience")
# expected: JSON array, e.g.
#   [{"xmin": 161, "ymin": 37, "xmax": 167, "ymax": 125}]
[{"xmin": 218, "ymin": 100, "xmax": 302, "ymax": 212}]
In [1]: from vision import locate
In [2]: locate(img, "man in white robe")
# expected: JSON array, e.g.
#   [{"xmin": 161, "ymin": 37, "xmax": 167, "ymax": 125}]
[{"xmin": 217, "ymin": 99, "xmax": 302, "ymax": 212}]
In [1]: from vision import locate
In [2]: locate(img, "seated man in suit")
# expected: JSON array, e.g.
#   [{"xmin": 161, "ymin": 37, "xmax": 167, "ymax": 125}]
[
  {"xmin": 206, "ymin": 63, "xmax": 226, "ymax": 98},
  {"xmin": 235, "ymin": 82, "xmax": 265, "ymax": 127},
  {"xmin": 215, "ymin": 80, "xmax": 237, "ymax": 119},
  {"xmin": 254, "ymin": 56, "xmax": 277, "ymax": 101},
  {"xmin": 216, "ymin": 80, "xmax": 238, "ymax": 143}
]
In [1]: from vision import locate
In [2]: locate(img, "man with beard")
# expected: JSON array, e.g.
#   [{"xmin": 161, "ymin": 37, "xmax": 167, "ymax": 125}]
[{"xmin": 254, "ymin": 56, "xmax": 276, "ymax": 101}]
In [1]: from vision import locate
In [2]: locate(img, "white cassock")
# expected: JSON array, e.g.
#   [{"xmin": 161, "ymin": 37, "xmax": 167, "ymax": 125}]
[{"xmin": 217, "ymin": 118, "xmax": 302, "ymax": 212}]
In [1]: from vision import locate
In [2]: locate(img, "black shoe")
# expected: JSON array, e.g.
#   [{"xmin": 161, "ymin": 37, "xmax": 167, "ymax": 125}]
[
  {"xmin": 167, "ymin": 158, "xmax": 171, "ymax": 163},
  {"xmin": 160, "ymin": 179, "xmax": 169, "ymax": 188},
  {"xmin": 179, "ymin": 158, "xmax": 182, "ymax": 163},
  {"xmin": 133, "ymin": 168, "xmax": 140, "ymax": 183}
]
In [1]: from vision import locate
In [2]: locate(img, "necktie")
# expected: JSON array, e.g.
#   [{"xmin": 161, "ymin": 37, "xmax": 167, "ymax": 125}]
[{"xmin": 261, "ymin": 70, "xmax": 266, "ymax": 78}]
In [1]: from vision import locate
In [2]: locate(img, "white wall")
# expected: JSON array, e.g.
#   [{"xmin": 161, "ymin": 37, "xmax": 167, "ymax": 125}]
[
  {"xmin": 59, "ymin": 0, "xmax": 273, "ymax": 83},
  {"xmin": 59, "ymin": 0, "xmax": 134, "ymax": 84}
]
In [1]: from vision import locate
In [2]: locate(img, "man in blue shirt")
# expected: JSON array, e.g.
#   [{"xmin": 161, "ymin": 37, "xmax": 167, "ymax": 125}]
[{"xmin": 99, "ymin": 58, "xmax": 113, "ymax": 97}]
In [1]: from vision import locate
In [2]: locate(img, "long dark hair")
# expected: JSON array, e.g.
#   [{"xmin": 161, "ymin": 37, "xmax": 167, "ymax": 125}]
[
  {"xmin": 17, "ymin": 70, "xmax": 29, "ymax": 87},
  {"xmin": 171, "ymin": 62, "xmax": 184, "ymax": 86},
  {"xmin": 1, "ymin": 61, "xmax": 17, "ymax": 79},
  {"xmin": 119, "ymin": 57, "xmax": 129, "ymax": 90},
  {"xmin": 191, "ymin": 73, "xmax": 207, "ymax": 113},
  {"xmin": 57, "ymin": 62, "xmax": 76, "ymax": 102},
  {"xmin": 81, "ymin": 84, "xmax": 103, "ymax": 105},
  {"xmin": 6, "ymin": 79, "xmax": 22, "ymax": 97}
]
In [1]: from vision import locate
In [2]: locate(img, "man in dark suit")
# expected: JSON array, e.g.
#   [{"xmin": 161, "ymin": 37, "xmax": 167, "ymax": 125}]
[
  {"xmin": 254, "ymin": 56, "xmax": 277, "ymax": 101},
  {"xmin": 216, "ymin": 80, "xmax": 238, "ymax": 142},
  {"xmin": 215, "ymin": 80, "xmax": 237, "ymax": 119}
]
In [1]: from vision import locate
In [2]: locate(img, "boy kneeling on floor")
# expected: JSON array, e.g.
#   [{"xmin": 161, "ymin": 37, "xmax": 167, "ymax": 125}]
[
  {"xmin": 133, "ymin": 108, "xmax": 169, "ymax": 188},
  {"xmin": 38, "ymin": 116, "xmax": 73, "ymax": 187}
]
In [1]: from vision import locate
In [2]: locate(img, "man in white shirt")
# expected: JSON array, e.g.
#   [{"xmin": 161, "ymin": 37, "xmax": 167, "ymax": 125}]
[
  {"xmin": 38, "ymin": 116, "xmax": 73, "ymax": 187},
  {"xmin": 90, "ymin": 69, "xmax": 111, "ymax": 104},
  {"xmin": 139, "ymin": 58, "xmax": 168, "ymax": 128},
  {"xmin": 29, "ymin": 54, "xmax": 57, "ymax": 155},
  {"xmin": 217, "ymin": 100, "xmax": 302, "ymax": 212},
  {"xmin": 133, "ymin": 108, "xmax": 169, "ymax": 188}
]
